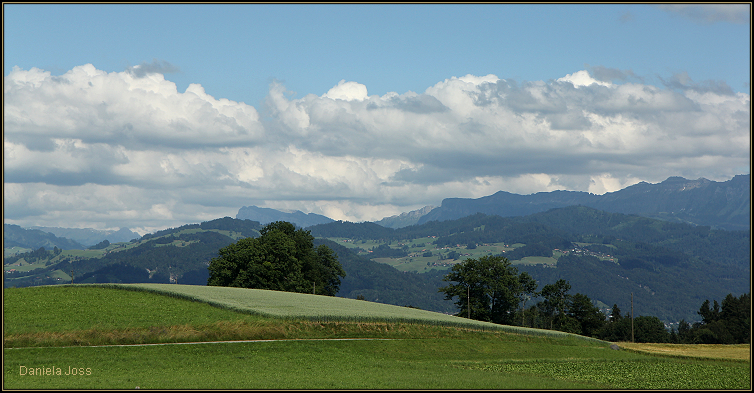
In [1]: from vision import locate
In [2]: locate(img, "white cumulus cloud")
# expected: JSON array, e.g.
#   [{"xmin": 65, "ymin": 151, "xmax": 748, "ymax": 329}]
[
  {"xmin": 4, "ymin": 65, "xmax": 749, "ymax": 232},
  {"xmin": 323, "ymin": 80, "xmax": 369, "ymax": 101}
]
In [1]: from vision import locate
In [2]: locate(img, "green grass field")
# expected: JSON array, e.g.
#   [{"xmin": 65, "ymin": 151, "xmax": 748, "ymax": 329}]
[{"xmin": 3, "ymin": 284, "xmax": 750, "ymax": 389}]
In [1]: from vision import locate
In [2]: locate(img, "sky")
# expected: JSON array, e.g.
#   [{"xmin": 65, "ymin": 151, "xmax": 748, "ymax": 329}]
[{"xmin": 3, "ymin": 3, "xmax": 751, "ymax": 235}]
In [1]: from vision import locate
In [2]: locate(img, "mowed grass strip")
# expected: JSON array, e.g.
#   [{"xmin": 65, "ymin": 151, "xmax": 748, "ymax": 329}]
[{"xmin": 2, "ymin": 285, "xmax": 452, "ymax": 347}]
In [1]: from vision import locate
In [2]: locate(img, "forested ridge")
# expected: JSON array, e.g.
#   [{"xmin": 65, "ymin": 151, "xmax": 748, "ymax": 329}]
[
  {"xmin": 416, "ymin": 174, "xmax": 750, "ymax": 231},
  {"xmin": 5, "ymin": 207, "xmax": 749, "ymax": 324},
  {"xmin": 309, "ymin": 206, "xmax": 750, "ymax": 322}
]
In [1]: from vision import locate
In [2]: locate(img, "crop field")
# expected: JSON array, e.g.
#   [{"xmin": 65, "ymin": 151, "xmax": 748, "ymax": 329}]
[
  {"xmin": 3, "ymin": 284, "xmax": 750, "ymax": 389},
  {"xmin": 617, "ymin": 342, "xmax": 751, "ymax": 361}
]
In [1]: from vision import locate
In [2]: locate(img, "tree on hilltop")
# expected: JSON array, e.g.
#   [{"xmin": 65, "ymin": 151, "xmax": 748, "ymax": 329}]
[{"xmin": 207, "ymin": 221, "xmax": 345, "ymax": 296}]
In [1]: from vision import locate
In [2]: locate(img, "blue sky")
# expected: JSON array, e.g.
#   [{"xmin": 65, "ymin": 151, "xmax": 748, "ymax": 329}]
[
  {"xmin": 3, "ymin": 3, "xmax": 751, "ymax": 234},
  {"xmin": 5, "ymin": 4, "xmax": 750, "ymax": 105}
]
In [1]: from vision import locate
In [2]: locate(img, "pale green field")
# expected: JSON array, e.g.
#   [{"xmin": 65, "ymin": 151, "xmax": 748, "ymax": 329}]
[{"xmin": 108, "ymin": 283, "xmax": 601, "ymax": 342}]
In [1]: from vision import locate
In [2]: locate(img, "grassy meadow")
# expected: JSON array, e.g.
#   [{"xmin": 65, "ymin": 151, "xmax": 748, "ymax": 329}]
[{"xmin": 3, "ymin": 284, "xmax": 751, "ymax": 389}]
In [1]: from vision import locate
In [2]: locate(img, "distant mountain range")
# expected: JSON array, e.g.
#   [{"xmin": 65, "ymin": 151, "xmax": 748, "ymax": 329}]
[
  {"xmin": 29, "ymin": 226, "xmax": 141, "ymax": 247},
  {"xmin": 4, "ymin": 174, "xmax": 748, "ymax": 254},
  {"xmin": 4, "ymin": 225, "xmax": 142, "ymax": 251},
  {"xmin": 4, "ymin": 224, "xmax": 87, "ymax": 250},
  {"xmin": 416, "ymin": 175, "xmax": 750, "ymax": 231},
  {"xmin": 238, "ymin": 175, "xmax": 749, "ymax": 231},
  {"xmin": 236, "ymin": 205, "xmax": 334, "ymax": 228}
]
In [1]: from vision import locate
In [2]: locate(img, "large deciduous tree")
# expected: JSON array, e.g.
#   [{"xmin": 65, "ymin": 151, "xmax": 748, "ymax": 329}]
[
  {"xmin": 207, "ymin": 221, "xmax": 345, "ymax": 296},
  {"xmin": 438, "ymin": 255, "xmax": 537, "ymax": 325}
]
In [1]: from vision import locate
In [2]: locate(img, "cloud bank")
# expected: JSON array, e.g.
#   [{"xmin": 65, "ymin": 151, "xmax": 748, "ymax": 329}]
[{"xmin": 4, "ymin": 64, "xmax": 750, "ymax": 233}]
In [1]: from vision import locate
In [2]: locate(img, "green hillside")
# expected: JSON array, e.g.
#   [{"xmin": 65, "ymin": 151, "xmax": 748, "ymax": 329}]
[
  {"xmin": 3, "ymin": 285, "xmax": 749, "ymax": 390},
  {"xmin": 4, "ymin": 284, "xmax": 593, "ymax": 341},
  {"xmin": 312, "ymin": 207, "xmax": 750, "ymax": 323}
]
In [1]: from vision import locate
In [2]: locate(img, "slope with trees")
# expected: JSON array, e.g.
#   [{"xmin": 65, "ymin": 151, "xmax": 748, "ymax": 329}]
[{"xmin": 320, "ymin": 239, "xmax": 456, "ymax": 313}]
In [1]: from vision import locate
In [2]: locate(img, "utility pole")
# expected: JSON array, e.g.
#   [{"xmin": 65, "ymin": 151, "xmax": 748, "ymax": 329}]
[
  {"xmin": 631, "ymin": 292, "xmax": 634, "ymax": 342},
  {"xmin": 313, "ymin": 281, "xmax": 316, "ymax": 295},
  {"xmin": 467, "ymin": 285, "xmax": 471, "ymax": 319},
  {"xmin": 70, "ymin": 269, "xmax": 74, "ymax": 284}
]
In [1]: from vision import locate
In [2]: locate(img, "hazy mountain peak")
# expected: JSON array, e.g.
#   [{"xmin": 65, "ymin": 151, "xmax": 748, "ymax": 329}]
[
  {"xmin": 236, "ymin": 205, "xmax": 334, "ymax": 228},
  {"xmin": 373, "ymin": 206, "xmax": 438, "ymax": 229}
]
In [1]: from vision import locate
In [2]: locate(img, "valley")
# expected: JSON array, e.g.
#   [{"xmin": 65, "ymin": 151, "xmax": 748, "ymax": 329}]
[
  {"xmin": 326, "ymin": 237, "xmax": 617, "ymax": 273},
  {"xmin": 4, "ymin": 201, "xmax": 750, "ymax": 325}
]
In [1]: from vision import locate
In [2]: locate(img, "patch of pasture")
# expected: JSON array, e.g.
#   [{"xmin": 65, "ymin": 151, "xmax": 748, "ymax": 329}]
[
  {"xmin": 3, "ymin": 285, "xmax": 267, "ymax": 335},
  {"xmin": 4, "ymin": 247, "xmax": 32, "ymax": 258}
]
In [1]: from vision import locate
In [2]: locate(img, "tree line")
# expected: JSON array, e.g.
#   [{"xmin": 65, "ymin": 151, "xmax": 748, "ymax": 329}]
[{"xmin": 439, "ymin": 255, "xmax": 750, "ymax": 344}]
